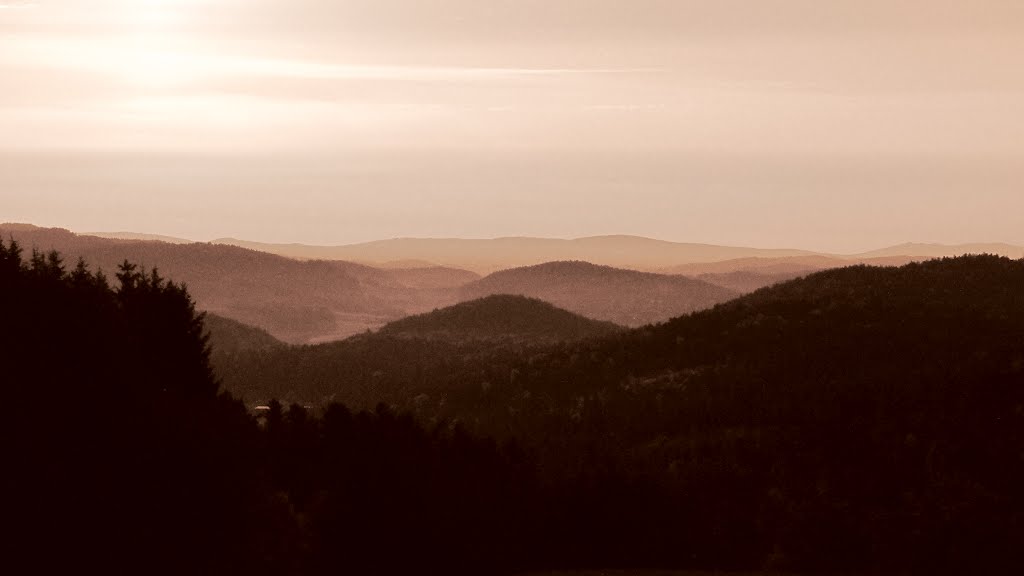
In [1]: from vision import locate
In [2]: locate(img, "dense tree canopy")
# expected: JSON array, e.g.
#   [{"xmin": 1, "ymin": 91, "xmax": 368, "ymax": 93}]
[{"xmin": 2, "ymin": 239, "xmax": 289, "ymax": 574}]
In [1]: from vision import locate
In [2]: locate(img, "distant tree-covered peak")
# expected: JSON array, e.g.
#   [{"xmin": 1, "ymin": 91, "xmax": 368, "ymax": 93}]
[{"xmin": 377, "ymin": 294, "xmax": 622, "ymax": 344}]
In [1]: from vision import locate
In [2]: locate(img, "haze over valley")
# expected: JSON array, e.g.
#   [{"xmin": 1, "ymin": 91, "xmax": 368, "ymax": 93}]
[{"xmin": 7, "ymin": 223, "xmax": 1021, "ymax": 344}]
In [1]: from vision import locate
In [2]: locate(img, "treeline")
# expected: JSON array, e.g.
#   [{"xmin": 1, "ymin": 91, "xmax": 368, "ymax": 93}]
[{"xmin": 2, "ymin": 240, "xmax": 282, "ymax": 574}]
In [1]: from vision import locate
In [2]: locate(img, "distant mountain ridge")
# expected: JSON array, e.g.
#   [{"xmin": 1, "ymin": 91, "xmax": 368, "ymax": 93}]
[
  {"xmin": 213, "ymin": 235, "xmax": 818, "ymax": 274},
  {"xmin": 212, "ymin": 234, "xmax": 1024, "ymax": 274},
  {"xmin": 0, "ymin": 224, "xmax": 479, "ymax": 344},
  {"xmin": 664, "ymin": 255, "xmax": 924, "ymax": 294},
  {"xmin": 8, "ymin": 223, "xmax": 1022, "ymax": 341},
  {"xmin": 460, "ymin": 260, "xmax": 738, "ymax": 327},
  {"xmin": 854, "ymin": 242, "xmax": 1024, "ymax": 260},
  {"xmin": 79, "ymin": 226, "xmax": 1024, "ymax": 274},
  {"xmin": 659, "ymin": 254, "xmax": 918, "ymax": 276},
  {"xmin": 85, "ymin": 231, "xmax": 196, "ymax": 244}
]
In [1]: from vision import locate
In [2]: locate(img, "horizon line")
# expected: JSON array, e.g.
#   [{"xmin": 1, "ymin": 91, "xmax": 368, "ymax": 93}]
[{"xmin": 12, "ymin": 223, "xmax": 1013, "ymax": 258}]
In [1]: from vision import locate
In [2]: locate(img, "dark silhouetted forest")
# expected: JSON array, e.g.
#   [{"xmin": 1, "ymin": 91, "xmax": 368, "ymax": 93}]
[
  {"xmin": 1, "ymin": 240, "xmax": 528, "ymax": 575},
  {"xmin": 4, "ymin": 237, "xmax": 1024, "ymax": 574},
  {"xmin": 2, "ymin": 239, "xmax": 286, "ymax": 574}
]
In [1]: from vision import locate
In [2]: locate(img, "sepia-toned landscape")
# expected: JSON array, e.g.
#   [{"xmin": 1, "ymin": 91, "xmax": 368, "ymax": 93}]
[{"xmin": 3, "ymin": 1, "xmax": 1023, "ymax": 575}]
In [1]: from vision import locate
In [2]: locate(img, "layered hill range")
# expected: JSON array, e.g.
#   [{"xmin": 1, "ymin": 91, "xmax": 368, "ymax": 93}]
[
  {"xmin": 210, "ymin": 255, "xmax": 1024, "ymax": 575},
  {"xmin": 2, "ymin": 225, "xmax": 475, "ymax": 343},
  {"xmin": 210, "ymin": 235, "xmax": 1024, "ymax": 274},
  {"xmin": 7, "ymin": 223, "xmax": 1022, "ymax": 344}
]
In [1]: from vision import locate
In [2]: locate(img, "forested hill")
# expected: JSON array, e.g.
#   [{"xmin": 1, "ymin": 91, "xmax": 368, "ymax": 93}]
[
  {"xmin": 459, "ymin": 260, "xmax": 738, "ymax": 326},
  {"xmin": 204, "ymin": 313, "xmax": 285, "ymax": 355},
  {"xmin": 216, "ymin": 255, "xmax": 1024, "ymax": 572},
  {"xmin": 377, "ymin": 294, "xmax": 622, "ymax": 344},
  {"xmin": 220, "ymin": 254, "xmax": 1024, "ymax": 421}
]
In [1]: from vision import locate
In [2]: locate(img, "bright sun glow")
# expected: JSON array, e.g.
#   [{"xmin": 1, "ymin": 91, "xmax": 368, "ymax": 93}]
[
  {"xmin": 121, "ymin": 0, "xmax": 205, "ymax": 87},
  {"xmin": 131, "ymin": 0, "xmax": 190, "ymax": 28}
]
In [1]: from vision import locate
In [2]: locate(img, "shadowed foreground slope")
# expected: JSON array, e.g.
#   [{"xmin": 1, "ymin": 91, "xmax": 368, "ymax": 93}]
[{"xmin": 219, "ymin": 255, "xmax": 1024, "ymax": 573}]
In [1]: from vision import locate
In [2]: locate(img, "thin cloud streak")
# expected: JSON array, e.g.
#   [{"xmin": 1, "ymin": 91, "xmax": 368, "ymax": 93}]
[
  {"xmin": 7, "ymin": 35, "xmax": 661, "ymax": 87},
  {"xmin": 226, "ymin": 61, "xmax": 662, "ymax": 82}
]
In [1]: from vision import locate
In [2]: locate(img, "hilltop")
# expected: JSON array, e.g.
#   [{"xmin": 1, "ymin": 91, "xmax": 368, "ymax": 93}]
[
  {"xmin": 459, "ymin": 260, "xmax": 738, "ymax": 326},
  {"xmin": 85, "ymin": 231, "xmax": 196, "ymax": 244},
  {"xmin": 204, "ymin": 313, "xmax": 285, "ymax": 356},
  {"xmin": 377, "ymin": 294, "xmax": 621, "ymax": 344},
  {"xmin": 854, "ymin": 241, "xmax": 1024, "ymax": 260},
  {"xmin": 664, "ymin": 255, "xmax": 920, "ymax": 293}
]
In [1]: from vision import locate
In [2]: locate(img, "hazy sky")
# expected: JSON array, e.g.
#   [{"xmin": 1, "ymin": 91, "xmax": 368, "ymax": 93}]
[{"xmin": 1, "ymin": 1, "xmax": 1022, "ymax": 252}]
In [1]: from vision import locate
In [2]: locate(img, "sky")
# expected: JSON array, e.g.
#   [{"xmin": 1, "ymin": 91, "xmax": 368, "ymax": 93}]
[{"xmin": 1, "ymin": 0, "xmax": 1022, "ymax": 252}]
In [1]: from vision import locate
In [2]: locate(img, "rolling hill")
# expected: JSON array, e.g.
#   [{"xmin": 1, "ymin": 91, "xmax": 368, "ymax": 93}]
[
  {"xmin": 0, "ymin": 224, "xmax": 477, "ymax": 343},
  {"xmin": 458, "ymin": 261, "xmax": 738, "ymax": 326},
  {"xmin": 658, "ymin": 254, "xmax": 904, "ymax": 275},
  {"xmin": 852, "ymin": 241, "xmax": 1024, "ymax": 260},
  {"xmin": 665, "ymin": 255, "xmax": 922, "ymax": 293},
  {"xmin": 216, "ymin": 255, "xmax": 1024, "ymax": 571},
  {"xmin": 213, "ymin": 235, "xmax": 818, "ymax": 274},
  {"xmin": 204, "ymin": 313, "xmax": 285, "ymax": 356},
  {"xmin": 219, "ymin": 255, "xmax": 1024, "ymax": 415},
  {"xmin": 377, "ymin": 294, "xmax": 622, "ymax": 344},
  {"xmin": 212, "ymin": 235, "xmax": 1024, "ymax": 275},
  {"xmin": 85, "ymin": 231, "xmax": 196, "ymax": 244},
  {"xmin": 693, "ymin": 269, "xmax": 811, "ymax": 294}
]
